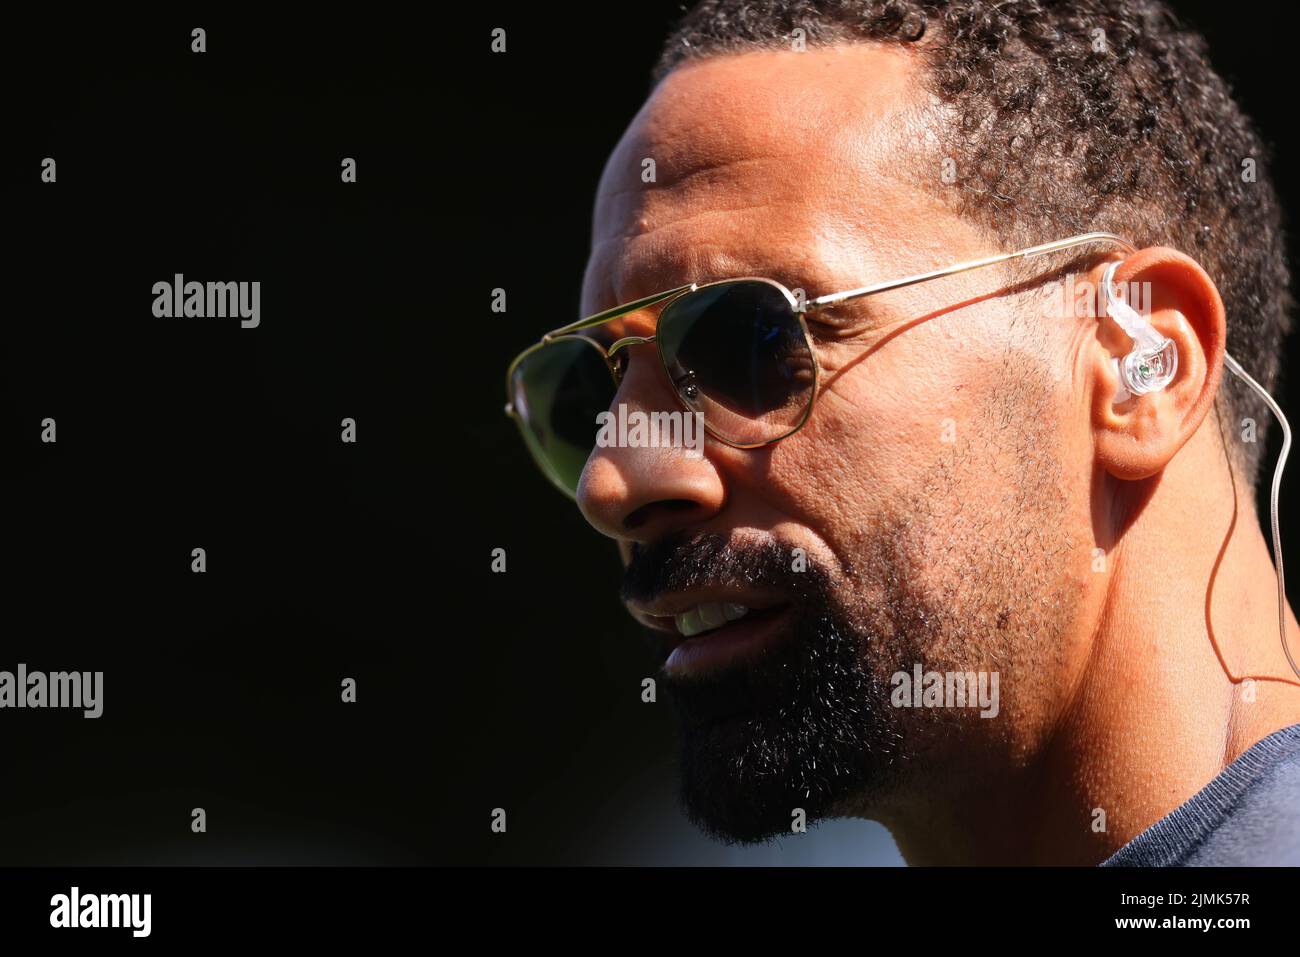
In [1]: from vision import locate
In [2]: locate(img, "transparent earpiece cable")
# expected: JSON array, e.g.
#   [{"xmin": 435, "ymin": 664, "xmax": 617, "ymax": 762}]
[{"xmin": 1223, "ymin": 352, "xmax": 1297, "ymax": 680}]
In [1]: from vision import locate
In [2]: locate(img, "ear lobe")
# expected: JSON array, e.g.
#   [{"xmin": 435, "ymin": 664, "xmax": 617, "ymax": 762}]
[{"xmin": 1087, "ymin": 247, "xmax": 1226, "ymax": 481}]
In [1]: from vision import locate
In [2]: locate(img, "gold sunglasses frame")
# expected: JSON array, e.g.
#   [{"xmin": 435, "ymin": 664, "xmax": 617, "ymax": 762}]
[
  {"xmin": 504, "ymin": 231, "xmax": 1137, "ymax": 498},
  {"xmin": 500, "ymin": 230, "xmax": 1300, "ymax": 684}
]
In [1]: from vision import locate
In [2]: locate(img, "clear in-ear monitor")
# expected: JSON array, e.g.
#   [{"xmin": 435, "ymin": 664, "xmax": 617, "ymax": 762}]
[
  {"xmin": 1122, "ymin": 339, "xmax": 1178, "ymax": 396},
  {"xmin": 1102, "ymin": 261, "xmax": 1178, "ymax": 398},
  {"xmin": 1099, "ymin": 261, "xmax": 1295, "ymax": 679}
]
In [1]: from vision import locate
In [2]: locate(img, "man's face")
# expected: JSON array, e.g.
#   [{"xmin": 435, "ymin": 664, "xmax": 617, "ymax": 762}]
[{"xmin": 575, "ymin": 45, "xmax": 1092, "ymax": 843}]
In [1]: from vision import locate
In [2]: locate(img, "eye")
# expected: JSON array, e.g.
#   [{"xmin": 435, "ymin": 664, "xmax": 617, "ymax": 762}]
[{"xmin": 803, "ymin": 305, "xmax": 876, "ymax": 342}]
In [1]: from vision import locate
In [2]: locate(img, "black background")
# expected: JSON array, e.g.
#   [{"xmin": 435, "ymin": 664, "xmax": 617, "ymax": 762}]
[{"xmin": 3, "ymin": 3, "xmax": 1295, "ymax": 865}]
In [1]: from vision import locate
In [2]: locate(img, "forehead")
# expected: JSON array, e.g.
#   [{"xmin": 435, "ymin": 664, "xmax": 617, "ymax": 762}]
[{"xmin": 584, "ymin": 43, "xmax": 935, "ymax": 314}]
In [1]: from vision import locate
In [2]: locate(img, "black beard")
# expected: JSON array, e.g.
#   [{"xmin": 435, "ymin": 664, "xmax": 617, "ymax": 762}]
[{"xmin": 623, "ymin": 533, "xmax": 905, "ymax": 845}]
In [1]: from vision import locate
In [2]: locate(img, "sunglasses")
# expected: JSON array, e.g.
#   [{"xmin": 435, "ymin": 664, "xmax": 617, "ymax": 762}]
[{"xmin": 504, "ymin": 232, "xmax": 1136, "ymax": 497}]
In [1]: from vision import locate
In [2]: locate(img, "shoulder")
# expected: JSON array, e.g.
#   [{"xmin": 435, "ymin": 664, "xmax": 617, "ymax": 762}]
[
  {"xmin": 1183, "ymin": 724, "xmax": 1300, "ymax": 866},
  {"xmin": 1103, "ymin": 723, "xmax": 1300, "ymax": 867}
]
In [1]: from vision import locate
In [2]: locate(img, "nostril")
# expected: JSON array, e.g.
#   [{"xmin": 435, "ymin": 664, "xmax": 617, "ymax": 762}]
[{"xmin": 624, "ymin": 499, "xmax": 700, "ymax": 531}]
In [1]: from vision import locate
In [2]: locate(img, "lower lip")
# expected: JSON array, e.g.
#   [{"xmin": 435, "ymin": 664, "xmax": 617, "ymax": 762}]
[{"xmin": 664, "ymin": 606, "xmax": 793, "ymax": 676}]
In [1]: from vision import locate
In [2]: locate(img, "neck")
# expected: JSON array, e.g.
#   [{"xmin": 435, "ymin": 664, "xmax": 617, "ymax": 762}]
[{"xmin": 882, "ymin": 422, "xmax": 1300, "ymax": 865}]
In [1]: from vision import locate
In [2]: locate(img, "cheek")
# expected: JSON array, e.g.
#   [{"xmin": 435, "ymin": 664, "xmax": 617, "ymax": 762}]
[
  {"xmin": 748, "ymin": 351, "xmax": 972, "ymax": 553},
  {"xmin": 758, "ymin": 334, "xmax": 985, "ymax": 533},
  {"xmin": 713, "ymin": 304, "xmax": 1080, "ymax": 576}
]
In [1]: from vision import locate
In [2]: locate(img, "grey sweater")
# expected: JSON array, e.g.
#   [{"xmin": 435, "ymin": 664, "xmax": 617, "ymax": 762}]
[{"xmin": 1100, "ymin": 722, "xmax": 1300, "ymax": 866}]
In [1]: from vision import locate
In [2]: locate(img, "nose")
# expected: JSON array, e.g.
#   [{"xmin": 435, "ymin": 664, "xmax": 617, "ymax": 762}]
[{"xmin": 576, "ymin": 341, "xmax": 726, "ymax": 543}]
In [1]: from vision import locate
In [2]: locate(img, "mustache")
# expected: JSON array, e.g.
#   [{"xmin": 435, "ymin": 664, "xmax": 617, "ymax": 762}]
[{"xmin": 620, "ymin": 531, "xmax": 827, "ymax": 605}]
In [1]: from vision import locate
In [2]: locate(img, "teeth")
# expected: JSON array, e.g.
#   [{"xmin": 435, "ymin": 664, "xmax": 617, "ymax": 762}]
[
  {"xmin": 676, "ymin": 608, "xmax": 705, "ymax": 637},
  {"xmin": 699, "ymin": 603, "xmax": 726, "ymax": 629},
  {"xmin": 675, "ymin": 602, "xmax": 749, "ymax": 637}
]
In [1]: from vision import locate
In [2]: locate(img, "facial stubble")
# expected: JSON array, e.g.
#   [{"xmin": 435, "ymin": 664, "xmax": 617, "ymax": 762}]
[{"xmin": 630, "ymin": 362, "xmax": 1077, "ymax": 846}]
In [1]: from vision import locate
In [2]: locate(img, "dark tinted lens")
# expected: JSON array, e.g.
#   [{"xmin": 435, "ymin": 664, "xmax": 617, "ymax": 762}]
[
  {"xmin": 657, "ymin": 280, "xmax": 816, "ymax": 445},
  {"xmin": 510, "ymin": 337, "xmax": 616, "ymax": 494}
]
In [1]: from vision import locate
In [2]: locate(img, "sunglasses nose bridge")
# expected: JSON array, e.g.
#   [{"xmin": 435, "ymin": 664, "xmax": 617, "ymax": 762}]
[
  {"xmin": 606, "ymin": 334, "xmax": 656, "ymax": 357},
  {"xmin": 604, "ymin": 334, "xmax": 658, "ymax": 386}
]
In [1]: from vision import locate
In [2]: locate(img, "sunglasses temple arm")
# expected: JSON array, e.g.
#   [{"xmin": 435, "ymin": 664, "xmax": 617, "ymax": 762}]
[{"xmin": 805, "ymin": 232, "xmax": 1138, "ymax": 312}]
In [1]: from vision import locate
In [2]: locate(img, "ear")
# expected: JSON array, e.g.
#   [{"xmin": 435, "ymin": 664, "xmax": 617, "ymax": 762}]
[{"xmin": 1086, "ymin": 247, "xmax": 1225, "ymax": 481}]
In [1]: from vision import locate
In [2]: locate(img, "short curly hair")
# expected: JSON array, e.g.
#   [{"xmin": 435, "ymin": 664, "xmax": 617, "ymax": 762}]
[{"xmin": 654, "ymin": 0, "xmax": 1291, "ymax": 485}]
